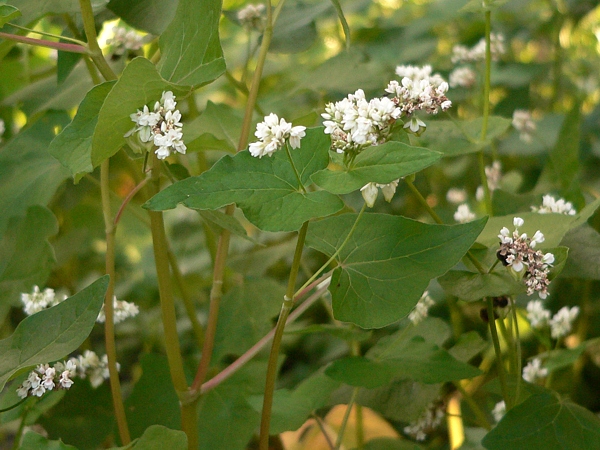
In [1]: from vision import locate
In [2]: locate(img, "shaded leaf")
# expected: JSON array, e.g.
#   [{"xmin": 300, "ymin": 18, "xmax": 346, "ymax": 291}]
[
  {"xmin": 326, "ymin": 357, "xmax": 398, "ymax": 388},
  {"xmin": 92, "ymin": 57, "xmax": 192, "ymax": 166},
  {"xmin": 50, "ymin": 81, "xmax": 115, "ymax": 179},
  {"xmin": 410, "ymin": 117, "xmax": 511, "ymax": 157},
  {"xmin": 157, "ymin": 0, "xmax": 225, "ymax": 87},
  {"xmin": 482, "ymin": 391, "xmax": 600, "ymax": 450},
  {"xmin": 285, "ymin": 324, "xmax": 372, "ymax": 342},
  {"xmin": 560, "ymin": 225, "xmax": 600, "ymax": 279},
  {"xmin": 270, "ymin": 2, "xmax": 328, "ymax": 53},
  {"xmin": 107, "ymin": 0, "xmax": 179, "ymax": 35},
  {"xmin": 0, "ymin": 5, "xmax": 21, "ymax": 26},
  {"xmin": 311, "ymin": 142, "xmax": 441, "ymax": 194},
  {"xmin": 0, "ymin": 276, "xmax": 108, "ymax": 391},
  {"xmin": 21, "ymin": 432, "xmax": 77, "ymax": 450},
  {"xmin": 449, "ymin": 331, "xmax": 488, "ymax": 363},
  {"xmin": 144, "ymin": 128, "xmax": 344, "ymax": 232},
  {"xmin": 439, "ymin": 270, "xmax": 526, "ymax": 302},
  {"xmin": 198, "ymin": 210, "xmax": 253, "ymax": 242},
  {"xmin": 185, "ymin": 101, "xmax": 243, "ymax": 153},
  {"xmin": 119, "ymin": 425, "xmax": 187, "ymax": 450},
  {"xmin": 306, "ymin": 214, "xmax": 487, "ymax": 328},
  {"xmin": 540, "ymin": 345, "xmax": 586, "ymax": 373}
]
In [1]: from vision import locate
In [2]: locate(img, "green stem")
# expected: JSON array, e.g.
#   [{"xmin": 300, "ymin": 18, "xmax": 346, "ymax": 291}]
[
  {"xmin": 78, "ymin": 0, "xmax": 116, "ymax": 81},
  {"xmin": 478, "ymin": 151, "xmax": 493, "ymax": 216},
  {"xmin": 0, "ymin": 31, "xmax": 88, "ymax": 53},
  {"xmin": 259, "ymin": 221, "xmax": 310, "ymax": 450},
  {"xmin": 147, "ymin": 154, "xmax": 197, "ymax": 448},
  {"xmin": 453, "ymin": 382, "xmax": 492, "ymax": 431},
  {"xmin": 6, "ymin": 22, "xmax": 87, "ymax": 45},
  {"xmin": 510, "ymin": 298, "xmax": 522, "ymax": 403},
  {"xmin": 405, "ymin": 177, "xmax": 487, "ymax": 274},
  {"xmin": 334, "ymin": 388, "xmax": 359, "ymax": 450},
  {"xmin": 11, "ymin": 405, "xmax": 30, "ymax": 450},
  {"xmin": 479, "ymin": 10, "xmax": 493, "ymax": 215},
  {"xmin": 100, "ymin": 160, "xmax": 131, "ymax": 445},
  {"xmin": 296, "ymin": 204, "xmax": 367, "ymax": 296},
  {"xmin": 0, "ymin": 397, "xmax": 27, "ymax": 413},
  {"xmin": 312, "ymin": 413, "xmax": 336, "ymax": 450},
  {"xmin": 285, "ymin": 143, "xmax": 305, "ymax": 192},
  {"xmin": 486, "ymin": 297, "xmax": 511, "ymax": 409}
]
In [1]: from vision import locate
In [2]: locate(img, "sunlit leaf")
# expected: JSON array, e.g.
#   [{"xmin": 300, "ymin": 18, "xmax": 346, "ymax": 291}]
[
  {"xmin": 158, "ymin": 0, "xmax": 225, "ymax": 87},
  {"xmin": 92, "ymin": 57, "xmax": 192, "ymax": 166},
  {"xmin": 482, "ymin": 391, "xmax": 600, "ymax": 449},
  {"xmin": 306, "ymin": 214, "xmax": 487, "ymax": 328},
  {"xmin": 0, "ymin": 5, "xmax": 21, "ymax": 26},
  {"xmin": 311, "ymin": 142, "xmax": 441, "ymax": 194},
  {"xmin": 0, "ymin": 276, "xmax": 108, "ymax": 391},
  {"xmin": 144, "ymin": 128, "xmax": 344, "ymax": 232}
]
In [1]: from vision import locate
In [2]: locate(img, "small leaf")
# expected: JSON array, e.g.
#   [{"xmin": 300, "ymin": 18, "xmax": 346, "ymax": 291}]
[
  {"xmin": 50, "ymin": 81, "xmax": 115, "ymax": 179},
  {"xmin": 158, "ymin": 0, "xmax": 225, "ymax": 87},
  {"xmin": 145, "ymin": 128, "xmax": 344, "ymax": 232},
  {"xmin": 410, "ymin": 117, "xmax": 511, "ymax": 157},
  {"xmin": 0, "ymin": 276, "xmax": 108, "ymax": 391},
  {"xmin": 0, "ymin": 5, "xmax": 21, "ymax": 27},
  {"xmin": 482, "ymin": 391, "xmax": 600, "ymax": 449},
  {"xmin": 92, "ymin": 57, "xmax": 192, "ymax": 166},
  {"xmin": 311, "ymin": 142, "xmax": 441, "ymax": 194},
  {"xmin": 306, "ymin": 214, "xmax": 487, "ymax": 328}
]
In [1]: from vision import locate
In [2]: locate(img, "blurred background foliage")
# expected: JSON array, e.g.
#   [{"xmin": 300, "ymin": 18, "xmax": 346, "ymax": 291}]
[{"xmin": 1, "ymin": 0, "xmax": 600, "ymax": 448}]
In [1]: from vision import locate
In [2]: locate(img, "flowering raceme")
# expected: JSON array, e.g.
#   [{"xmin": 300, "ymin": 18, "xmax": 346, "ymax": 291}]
[
  {"xmin": 248, "ymin": 113, "xmax": 306, "ymax": 158},
  {"xmin": 125, "ymin": 91, "xmax": 186, "ymax": 160}
]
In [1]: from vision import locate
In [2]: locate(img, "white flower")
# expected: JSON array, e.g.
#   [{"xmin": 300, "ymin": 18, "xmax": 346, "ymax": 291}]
[
  {"xmin": 449, "ymin": 67, "xmax": 476, "ymax": 88},
  {"xmin": 404, "ymin": 401, "xmax": 445, "ymax": 441},
  {"xmin": 513, "ymin": 217, "xmax": 524, "ymax": 228},
  {"xmin": 530, "ymin": 230, "xmax": 545, "ymax": 248},
  {"xmin": 522, "ymin": 358, "xmax": 548, "ymax": 383},
  {"xmin": 96, "ymin": 296, "xmax": 140, "ymax": 324},
  {"xmin": 451, "ymin": 33, "xmax": 505, "ymax": 64},
  {"xmin": 237, "ymin": 3, "xmax": 266, "ymax": 30},
  {"xmin": 454, "ymin": 204, "xmax": 476, "ymax": 223},
  {"xmin": 249, "ymin": 113, "xmax": 306, "ymax": 158},
  {"xmin": 17, "ymin": 359, "xmax": 79, "ymax": 398},
  {"xmin": 512, "ymin": 110, "xmax": 536, "ymax": 143},
  {"xmin": 404, "ymin": 116, "xmax": 427, "ymax": 135},
  {"xmin": 532, "ymin": 195, "xmax": 576, "ymax": 215},
  {"xmin": 408, "ymin": 291, "xmax": 435, "ymax": 325},
  {"xmin": 526, "ymin": 300, "xmax": 551, "ymax": 329},
  {"xmin": 360, "ymin": 180, "xmax": 399, "ymax": 207},
  {"xmin": 21, "ymin": 286, "xmax": 67, "ymax": 315},
  {"xmin": 446, "ymin": 188, "xmax": 467, "ymax": 204},
  {"xmin": 476, "ymin": 161, "xmax": 502, "ymax": 201},
  {"xmin": 492, "ymin": 401, "xmax": 506, "ymax": 422},
  {"xmin": 107, "ymin": 26, "xmax": 146, "ymax": 55},
  {"xmin": 549, "ymin": 306, "xmax": 580, "ymax": 339}
]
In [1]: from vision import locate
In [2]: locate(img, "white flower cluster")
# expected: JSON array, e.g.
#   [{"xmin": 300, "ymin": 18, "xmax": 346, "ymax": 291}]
[
  {"xmin": 360, "ymin": 179, "xmax": 399, "ymax": 208},
  {"xmin": 491, "ymin": 400, "xmax": 506, "ymax": 422},
  {"xmin": 476, "ymin": 160, "xmax": 502, "ymax": 201},
  {"xmin": 77, "ymin": 350, "xmax": 118, "ymax": 388},
  {"xmin": 125, "ymin": 91, "xmax": 186, "ymax": 160},
  {"xmin": 17, "ymin": 360, "xmax": 76, "ymax": 399},
  {"xmin": 249, "ymin": 113, "xmax": 306, "ymax": 158},
  {"xmin": 451, "ymin": 33, "xmax": 506, "ymax": 64},
  {"xmin": 497, "ymin": 217, "xmax": 554, "ymax": 299},
  {"xmin": 106, "ymin": 26, "xmax": 146, "ymax": 55},
  {"xmin": 403, "ymin": 401, "xmax": 445, "ymax": 441},
  {"xmin": 512, "ymin": 110, "xmax": 536, "ymax": 143},
  {"xmin": 532, "ymin": 195, "xmax": 576, "ymax": 215},
  {"xmin": 322, "ymin": 89, "xmax": 401, "ymax": 156},
  {"xmin": 446, "ymin": 188, "xmax": 467, "ymax": 204},
  {"xmin": 395, "ymin": 64, "xmax": 445, "ymax": 85},
  {"xmin": 449, "ymin": 66, "xmax": 477, "ymax": 88},
  {"xmin": 454, "ymin": 204, "xmax": 476, "ymax": 223},
  {"xmin": 21, "ymin": 286, "xmax": 67, "ymax": 315},
  {"xmin": 526, "ymin": 300, "xmax": 580, "ymax": 339},
  {"xmin": 96, "ymin": 296, "xmax": 139, "ymax": 324},
  {"xmin": 385, "ymin": 76, "xmax": 452, "ymax": 118},
  {"xmin": 522, "ymin": 358, "xmax": 548, "ymax": 383},
  {"xmin": 237, "ymin": 3, "xmax": 266, "ymax": 31},
  {"xmin": 408, "ymin": 290, "xmax": 435, "ymax": 325}
]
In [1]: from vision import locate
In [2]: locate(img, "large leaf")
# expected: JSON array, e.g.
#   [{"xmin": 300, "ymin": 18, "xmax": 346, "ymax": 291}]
[
  {"xmin": 0, "ymin": 276, "xmax": 108, "ymax": 391},
  {"xmin": 0, "ymin": 206, "xmax": 57, "ymax": 324},
  {"xmin": 410, "ymin": 117, "xmax": 512, "ymax": 157},
  {"xmin": 124, "ymin": 354, "xmax": 180, "ymax": 440},
  {"xmin": 107, "ymin": 0, "xmax": 179, "ymax": 35},
  {"xmin": 306, "ymin": 214, "xmax": 487, "ymax": 328},
  {"xmin": 49, "ymin": 81, "xmax": 115, "ymax": 179},
  {"xmin": 270, "ymin": 1, "xmax": 330, "ymax": 53},
  {"xmin": 144, "ymin": 128, "xmax": 345, "ymax": 232},
  {"xmin": 6, "ymin": 0, "xmax": 78, "ymax": 25},
  {"xmin": 311, "ymin": 142, "xmax": 441, "ymax": 194},
  {"xmin": 92, "ymin": 57, "xmax": 192, "ymax": 166},
  {"xmin": 157, "ymin": 0, "xmax": 225, "ymax": 87},
  {"xmin": 0, "ymin": 111, "xmax": 71, "ymax": 238},
  {"xmin": 482, "ymin": 391, "xmax": 600, "ymax": 449}
]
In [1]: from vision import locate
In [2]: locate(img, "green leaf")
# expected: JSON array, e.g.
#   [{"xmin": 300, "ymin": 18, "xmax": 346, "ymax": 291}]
[
  {"xmin": 126, "ymin": 425, "xmax": 187, "ymax": 450},
  {"xmin": 124, "ymin": 354, "xmax": 180, "ymax": 440},
  {"xmin": 5, "ymin": 0, "xmax": 78, "ymax": 26},
  {"xmin": 144, "ymin": 128, "xmax": 345, "ymax": 232},
  {"xmin": 285, "ymin": 323, "xmax": 372, "ymax": 342},
  {"xmin": 439, "ymin": 270, "xmax": 526, "ymax": 302},
  {"xmin": 157, "ymin": 0, "xmax": 225, "ymax": 87},
  {"xmin": 461, "ymin": 0, "xmax": 507, "ymax": 12},
  {"xmin": 212, "ymin": 279, "xmax": 284, "ymax": 362},
  {"xmin": 92, "ymin": 57, "xmax": 192, "ymax": 166},
  {"xmin": 0, "ymin": 276, "xmax": 108, "ymax": 391},
  {"xmin": 198, "ymin": 210, "xmax": 253, "ymax": 242},
  {"xmin": 107, "ymin": 0, "xmax": 179, "ymax": 35},
  {"xmin": 270, "ymin": 2, "xmax": 328, "ymax": 53},
  {"xmin": 449, "ymin": 332, "xmax": 488, "ymax": 363},
  {"xmin": 20, "ymin": 432, "xmax": 77, "ymax": 450},
  {"xmin": 0, "ymin": 206, "xmax": 58, "ymax": 324},
  {"xmin": 482, "ymin": 392, "xmax": 600, "ymax": 449},
  {"xmin": 50, "ymin": 81, "xmax": 115, "ymax": 179},
  {"xmin": 185, "ymin": 101, "xmax": 243, "ymax": 153},
  {"xmin": 311, "ymin": 142, "xmax": 441, "ymax": 194},
  {"xmin": 56, "ymin": 49, "xmax": 82, "ymax": 85},
  {"xmin": 540, "ymin": 345, "xmax": 586, "ymax": 373},
  {"xmin": 410, "ymin": 117, "xmax": 511, "ymax": 157},
  {"xmin": 547, "ymin": 102, "xmax": 581, "ymax": 195},
  {"xmin": 326, "ymin": 357, "xmax": 399, "ymax": 388},
  {"xmin": 561, "ymin": 225, "xmax": 600, "ymax": 279},
  {"xmin": 0, "ymin": 5, "xmax": 21, "ymax": 26},
  {"xmin": 306, "ymin": 214, "xmax": 487, "ymax": 328},
  {"xmin": 328, "ymin": 0, "xmax": 350, "ymax": 48},
  {"xmin": 0, "ymin": 111, "xmax": 71, "ymax": 238},
  {"xmin": 363, "ymin": 438, "xmax": 424, "ymax": 450}
]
